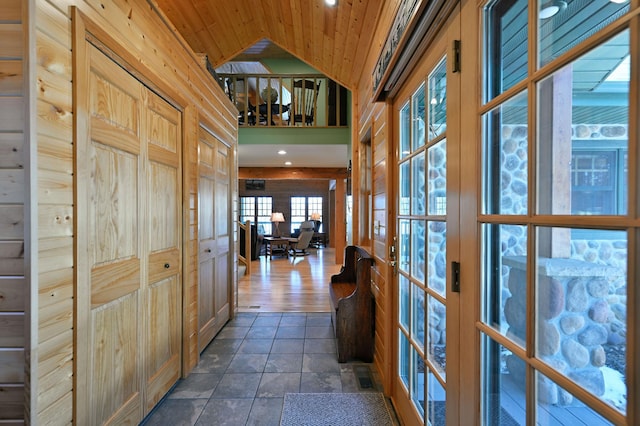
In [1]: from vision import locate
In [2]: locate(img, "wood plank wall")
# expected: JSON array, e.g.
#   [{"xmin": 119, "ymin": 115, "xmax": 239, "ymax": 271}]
[
  {"xmin": 352, "ymin": 2, "xmax": 399, "ymax": 397},
  {"xmin": 24, "ymin": 0, "xmax": 238, "ymax": 422},
  {"xmin": 0, "ymin": 0, "xmax": 27, "ymax": 423}
]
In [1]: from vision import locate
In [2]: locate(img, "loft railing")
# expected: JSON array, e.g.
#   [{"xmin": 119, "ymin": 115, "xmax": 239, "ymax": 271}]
[{"xmin": 219, "ymin": 74, "xmax": 348, "ymax": 128}]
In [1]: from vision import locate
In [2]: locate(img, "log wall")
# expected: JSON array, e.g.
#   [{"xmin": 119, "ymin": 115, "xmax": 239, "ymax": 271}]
[
  {"xmin": 352, "ymin": 2, "xmax": 398, "ymax": 396},
  {"xmin": 14, "ymin": 0, "xmax": 238, "ymax": 422},
  {"xmin": 0, "ymin": 0, "xmax": 27, "ymax": 423}
]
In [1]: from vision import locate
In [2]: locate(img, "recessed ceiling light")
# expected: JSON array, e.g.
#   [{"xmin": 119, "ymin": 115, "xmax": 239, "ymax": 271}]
[
  {"xmin": 539, "ymin": 0, "xmax": 567, "ymax": 19},
  {"xmin": 285, "ymin": 161, "xmax": 292, "ymax": 166},
  {"xmin": 278, "ymin": 150, "xmax": 287, "ymax": 155},
  {"xmin": 325, "ymin": 0, "xmax": 337, "ymax": 6},
  {"xmin": 610, "ymin": 0, "xmax": 628, "ymax": 3}
]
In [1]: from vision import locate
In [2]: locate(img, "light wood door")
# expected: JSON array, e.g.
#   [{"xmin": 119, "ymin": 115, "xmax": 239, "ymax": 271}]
[
  {"xmin": 391, "ymin": 7, "xmax": 461, "ymax": 425},
  {"xmin": 76, "ymin": 43, "xmax": 182, "ymax": 425},
  {"xmin": 197, "ymin": 127, "xmax": 231, "ymax": 351},
  {"xmin": 143, "ymin": 89, "xmax": 182, "ymax": 414}
]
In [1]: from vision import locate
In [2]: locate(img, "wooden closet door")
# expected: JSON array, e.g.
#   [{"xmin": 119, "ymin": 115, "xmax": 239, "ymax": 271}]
[
  {"xmin": 82, "ymin": 44, "xmax": 144, "ymax": 425},
  {"xmin": 143, "ymin": 89, "xmax": 182, "ymax": 413},
  {"xmin": 77, "ymin": 44, "xmax": 182, "ymax": 425},
  {"xmin": 197, "ymin": 127, "xmax": 231, "ymax": 351}
]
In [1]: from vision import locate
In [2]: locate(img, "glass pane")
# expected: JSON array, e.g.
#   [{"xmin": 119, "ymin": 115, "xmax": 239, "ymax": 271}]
[
  {"xmin": 400, "ymin": 274, "xmax": 410, "ymax": 331},
  {"xmin": 413, "ymin": 83, "xmax": 426, "ymax": 151},
  {"xmin": 427, "ymin": 140, "xmax": 447, "ymax": 215},
  {"xmin": 428, "ymin": 59, "xmax": 447, "ymax": 140},
  {"xmin": 427, "ymin": 295, "xmax": 446, "ymax": 378},
  {"xmin": 399, "ymin": 219, "xmax": 410, "ymax": 274},
  {"xmin": 484, "ymin": 0, "xmax": 528, "ymax": 101},
  {"xmin": 427, "ymin": 221, "xmax": 446, "ymax": 297},
  {"xmin": 537, "ymin": 31, "xmax": 629, "ymax": 216},
  {"xmin": 482, "ymin": 90, "xmax": 528, "ymax": 215},
  {"xmin": 411, "ymin": 282, "xmax": 425, "ymax": 351},
  {"xmin": 400, "ymin": 161, "xmax": 410, "ymax": 215},
  {"xmin": 538, "ymin": 1, "xmax": 629, "ymax": 68},
  {"xmin": 536, "ymin": 370, "xmax": 619, "ymax": 425},
  {"xmin": 427, "ymin": 368, "xmax": 446, "ymax": 426},
  {"xmin": 535, "ymin": 227, "xmax": 627, "ymax": 414},
  {"xmin": 400, "ymin": 102, "xmax": 411, "ymax": 159},
  {"xmin": 411, "ymin": 347, "xmax": 425, "ymax": 419},
  {"xmin": 481, "ymin": 334, "xmax": 527, "ymax": 425},
  {"xmin": 411, "ymin": 220, "xmax": 425, "ymax": 282},
  {"xmin": 400, "ymin": 332, "xmax": 410, "ymax": 390},
  {"xmin": 481, "ymin": 224, "xmax": 528, "ymax": 348},
  {"xmin": 412, "ymin": 152, "xmax": 426, "ymax": 215}
]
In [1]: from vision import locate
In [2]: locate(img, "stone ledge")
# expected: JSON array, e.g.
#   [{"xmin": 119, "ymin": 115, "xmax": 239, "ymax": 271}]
[{"xmin": 503, "ymin": 256, "xmax": 622, "ymax": 278}]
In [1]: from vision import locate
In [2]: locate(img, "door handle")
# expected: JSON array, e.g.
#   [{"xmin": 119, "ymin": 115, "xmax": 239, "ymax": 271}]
[{"xmin": 389, "ymin": 260, "xmax": 397, "ymax": 276}]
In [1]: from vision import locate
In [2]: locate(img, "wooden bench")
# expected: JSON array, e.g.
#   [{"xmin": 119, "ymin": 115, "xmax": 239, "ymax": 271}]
[{"xmin": 329, "ymin": 246, "xmax": 375, "ymax": 363}]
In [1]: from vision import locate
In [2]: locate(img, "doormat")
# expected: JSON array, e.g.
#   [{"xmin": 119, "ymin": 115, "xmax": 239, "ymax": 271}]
[{"xmin": 280, "ymin": 393, "xmax": 394, "ymax": 426}]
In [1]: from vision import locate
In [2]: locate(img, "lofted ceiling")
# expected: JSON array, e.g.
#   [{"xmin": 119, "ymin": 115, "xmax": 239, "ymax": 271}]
[{"xmin": 153, "ymin": 0, "xmax": 385, "ymax": 90}]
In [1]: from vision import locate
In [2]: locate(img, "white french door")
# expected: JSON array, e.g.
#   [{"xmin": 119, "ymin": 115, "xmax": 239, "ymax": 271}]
[{"xmin": 392, "ymin": 7, "xmax": 461, "ymax": 425}]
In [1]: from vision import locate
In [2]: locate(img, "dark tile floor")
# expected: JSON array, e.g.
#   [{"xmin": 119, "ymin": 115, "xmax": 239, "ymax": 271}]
[{"xmin": 141, "ymin": 312, "xmax": 387, "ymax": 426}]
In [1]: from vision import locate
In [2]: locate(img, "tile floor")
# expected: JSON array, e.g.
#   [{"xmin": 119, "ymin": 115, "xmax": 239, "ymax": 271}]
[{"xmin": 141, "ymin": 312, "xmax": 388, "ymax": 426}]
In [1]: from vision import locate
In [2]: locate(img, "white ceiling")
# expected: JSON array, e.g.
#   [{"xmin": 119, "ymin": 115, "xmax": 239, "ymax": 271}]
[{"xmin": 237, "ymin": 144, "xmax": 349, "ymax": 168}]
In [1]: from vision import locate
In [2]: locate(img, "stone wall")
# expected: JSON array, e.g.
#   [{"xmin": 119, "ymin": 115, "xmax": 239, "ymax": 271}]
[{"xmin": 503, "ymin": 256, "xmax": 624, "ymax": 404}]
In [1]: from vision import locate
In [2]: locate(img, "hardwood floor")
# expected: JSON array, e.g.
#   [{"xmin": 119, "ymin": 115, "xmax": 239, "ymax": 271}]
[{"xmin": 238, "ymin": 248, "xmax": 343, "ymax": 313}]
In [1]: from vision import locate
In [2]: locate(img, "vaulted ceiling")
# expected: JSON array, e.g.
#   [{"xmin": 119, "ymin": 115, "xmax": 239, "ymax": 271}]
[{"xmin": 154, "ymin": 0, "xmax": 385, "ymax": 89}]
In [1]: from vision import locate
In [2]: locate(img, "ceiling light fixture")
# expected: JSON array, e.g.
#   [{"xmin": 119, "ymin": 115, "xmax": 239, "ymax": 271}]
[
  {"xmin": 610, "ymin": 0, "xmax": 628, "ymax": 3},
  {"xmin": 325, "ymin": 0, "xmax": 337, "ymax": 6},
  {"xmin": 278, "ymin": 150, "xmax": 287, "ymax": 155},
  {"xmin": 540, "ymin": 0, "xmax": 567, "ymax": 19},
  {"xmin": 285, "ymin": 161, "xmax": 292, "ymax": 166}
]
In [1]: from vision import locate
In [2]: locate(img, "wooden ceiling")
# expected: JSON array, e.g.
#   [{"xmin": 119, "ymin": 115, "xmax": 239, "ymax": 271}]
[{"xmin": 153, "ymin": 0, "xmax": 386, "ymax": 89}]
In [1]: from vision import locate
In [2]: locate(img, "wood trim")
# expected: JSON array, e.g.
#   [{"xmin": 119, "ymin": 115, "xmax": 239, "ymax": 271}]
[
  {"xmin": 239, "ymin": 167, "xmax": 347, "ymax": 180},
  {"xmin": 71, "ymin": 7, "xmax": 90, "ymax": 425}
]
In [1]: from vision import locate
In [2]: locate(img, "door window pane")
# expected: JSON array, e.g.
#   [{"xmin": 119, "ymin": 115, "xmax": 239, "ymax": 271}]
[
  {"xmin": 400, "ymin": 162, "xmax": 410, "ymax": 215},
  {"xmin": 536, "ymin": 31, "xmax": 629, "ymax": 216},
  {"xmin": 412, "ymin": 152, "xmax": 426, "ymax": 215},
  {"xmin": 428, "ymin": 59, "xmax": 447, "ymax": 140},
  {"xmin": 538, "ymin": 0, "xmax": 629, "ymax": 68},
  {"xmin": 400, "ymin": 102, "xmax": 411, "ymax": 159},
  {"xmin": 399, "ymin": 219, "xmax": 410, "ymax": 274},
  {"xmin": 427, "ymin": 140, "xmax": 447, "ymax": 215},
  {"xmin": 413, "ymin": 83, "xmax": 426, "ymax": 151},
  {"xmin": 482, "ymin": 224, "xmax": 528, "ymax": 348},
  {"xmin": 411, "ymin": 282, "xmax": 425, "ymax": 351},
  {"xmin": 427, "ymin": 221, "xmax": 446, "ymax": 297},
  {"xmin": 481, "ymin": 335, "xmax": 527, "ymax": 425},
  {"xmin": 411, "ymin": 220, "xmax": 425, "ymax": 282},
  {"xmin": 411, "ymin": 347, "xmax": 425, "ymax": 418},
  {"xmin": 427, "ymin": 369, "xmax": 446, "ymax": 426},
  {"xmin": 536, "ymin": 370, "xmax": 619, "ymax": 425},
  {"xmin": 482, "ymin": 90, "xmax": 528, "ymax": 215},
  {"xmin": 484, "ymin": 0, "xmax": 528, "ymax": 101},
  {"xmin": 400, "ymin": 332, "xmax": 410, "ymax": 390},
  {"xmin": 427, "ymin": 295, "xmax": 446, "ymax": 378},
  {"xmin": 400, "ymin": 274, "xmax": 410, "ymax": 331},
  {"xmin": 535, "ymin": 227, "xmax": 627, "ymax": 413}
]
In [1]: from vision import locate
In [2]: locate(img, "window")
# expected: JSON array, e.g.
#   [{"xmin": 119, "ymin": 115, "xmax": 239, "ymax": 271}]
[
  {"xmin": 240, "ymin": 196, "xmax": 273, "ymax": 234},
  {"xmin": 290, "ymin": 196, "xmax": 323, "ymax": 233},
  {"xmin": 571, "ymin": 148, "xmax": 627, "ymax": 215}
]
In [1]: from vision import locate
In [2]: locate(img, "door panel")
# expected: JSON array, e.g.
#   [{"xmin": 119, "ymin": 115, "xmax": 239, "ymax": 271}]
[
  {"xmin": 197, "ymin": 128, "xmax": 231, "ymax": 352},
  {"xmin": 144, "ymin": 89, "xmax": 182, "ymax": 413},
  {"xmin": 86, "ymin": 45, "xmax": 143, "ymax": 426}
]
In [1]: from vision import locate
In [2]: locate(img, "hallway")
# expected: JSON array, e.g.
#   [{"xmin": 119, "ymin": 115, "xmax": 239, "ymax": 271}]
[{"xmin": 142, "ymin": 249, "xmax": 395, "ymax": 425}]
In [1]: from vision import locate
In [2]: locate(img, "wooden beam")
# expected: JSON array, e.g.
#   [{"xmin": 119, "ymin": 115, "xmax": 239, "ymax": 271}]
[{"xmin": 239, "ymin": 167, "xmax": 348, "ymax": 180}]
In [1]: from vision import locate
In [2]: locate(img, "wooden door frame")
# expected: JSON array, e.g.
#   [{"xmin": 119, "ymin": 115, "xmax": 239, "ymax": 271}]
[{"xmin": 387, "ymin": 6, "xmax": 462, "ymax": 424}]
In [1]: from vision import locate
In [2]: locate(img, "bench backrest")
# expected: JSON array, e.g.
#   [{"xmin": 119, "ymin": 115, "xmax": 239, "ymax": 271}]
[{"xmin": 331, "ymin": 245, "xmax": 374, "ymax": 284}]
